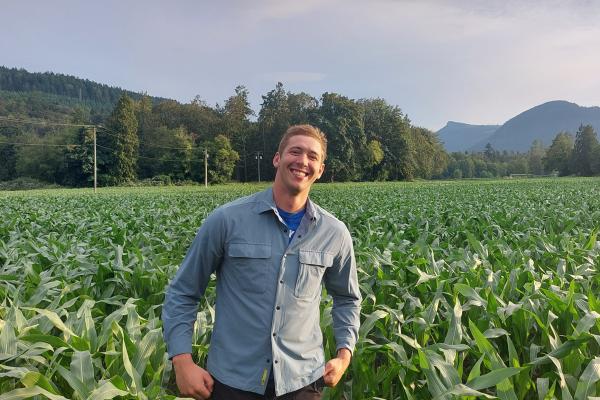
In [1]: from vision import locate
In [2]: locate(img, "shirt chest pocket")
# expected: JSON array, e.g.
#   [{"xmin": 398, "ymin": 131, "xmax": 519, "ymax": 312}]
[
  {"xmin": 295, "ymin": 250, "xmax": 334, "ymax": 299},
  {"xmin": 228, "ymin": 243, "xmax": 271, "ymax": 294}
]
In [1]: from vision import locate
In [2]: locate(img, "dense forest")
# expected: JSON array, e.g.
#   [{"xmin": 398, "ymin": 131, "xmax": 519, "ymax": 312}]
[{"xmin": 1, "ymin": 67, "xmax": 599, "ymax": 187}]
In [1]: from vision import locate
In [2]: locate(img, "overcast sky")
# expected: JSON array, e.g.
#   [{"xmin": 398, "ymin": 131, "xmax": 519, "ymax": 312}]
[{"xmin": 2, "ymin": 0, "xmax": 600, "ymax": 130}]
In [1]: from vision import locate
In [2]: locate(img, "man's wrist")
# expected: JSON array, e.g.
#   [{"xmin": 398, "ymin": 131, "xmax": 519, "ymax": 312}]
[
  {"xmin": 336, "ymin": 348, "xmax": 352, "ymax": 364},
  {"xmin": 171, "ymin": 353, "xmax": 194, "ymax": 368}
]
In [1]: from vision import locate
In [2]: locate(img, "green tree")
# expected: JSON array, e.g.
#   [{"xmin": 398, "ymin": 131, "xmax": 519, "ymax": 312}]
[
  {"xmin": 359, "ymin": 98, "xmax": 414, "ymax": 180},
  {"xmin": 543, "ymin": 132, "xmax": 573, "ymax": 176},
  {"xmin": 258, "ymin": 82, "xmax": 290, "ymax": 180},
  {"xmin": 315, "ymin": 93, "xmax": 365, "ymax": 181},
  {"xmin": 364, "ymin": 139, "xmax": 384, "ymax": 178},
  {"xmin": 287, "ymin": 92, "xmax": 318, "ymax": 125},
  {"xmin": 0, "ymin": 142, "xmax": 18, "ymax": 181},
  {"xmin": 528, "ymin": 139, "xmax": 545, "ymax": 175},
  {"xmin": 15, "ymin": 128, "xmax": 76, "ymax": 184},
  {"xmin": 138, "ymin": 126, "xmax": 192, "ymax": 180},
  {"xmin": 201, "ymin": 135, "xmax": 240, "ymax": 184},
  {"xmin": 223, "ymin": 86, "xmax": 254, "ymax": 181},
  {"xmin": 507, "ymin": 155, "xmax": 529, "ymax": 175},
  {"xmin": 0, "ymin": 128, "xmax": 19, "ymax": 181},
  {"xmin": 591, "ymin": 145, "xmax": 600, "ymax": 175},
  {"xmin": 484, "ymin": 143, "xmax": 497, "ymax": 162},
  {"xmin": 571, "ymin": 124, "xmax": 598, "ymax": 176},
  {"xmin": 410, "ymin": 127, "xmax": 448, "ymax": 179},
  {"xmin": 101, "ymin": 95, "xmax": 139, "ymax": 184},
  {"xmin": 63, "ymin": 127, "xmax": 95, "ymax": 186}
]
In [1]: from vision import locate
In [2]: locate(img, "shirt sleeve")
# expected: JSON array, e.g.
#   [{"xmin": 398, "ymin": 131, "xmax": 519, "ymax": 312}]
[
  {"xmin": 162, "ymin": 208, "xmax": 226, "ymax": 358},
  {"xmin": 323, "ymin": 226, "xmax": 362, "ymax": 354}
]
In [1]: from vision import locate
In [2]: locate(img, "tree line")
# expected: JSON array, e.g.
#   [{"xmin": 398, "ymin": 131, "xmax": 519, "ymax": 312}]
[
  {"xmin": 441, "ymin": 125, "xmax": 600, "ymax": 179},
  {"xmin": 1, "ymin": 83, "xmax": 450, "ymax": 185},
  {"xmin": 1, "ymin": 80, "xmax": 599, "ymax": 186}
]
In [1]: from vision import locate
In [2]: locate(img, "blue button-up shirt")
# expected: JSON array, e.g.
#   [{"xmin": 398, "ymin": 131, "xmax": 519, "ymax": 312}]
[{"xmin": 162, "ymin": 188, "xmax": 361, "ymax": 395}]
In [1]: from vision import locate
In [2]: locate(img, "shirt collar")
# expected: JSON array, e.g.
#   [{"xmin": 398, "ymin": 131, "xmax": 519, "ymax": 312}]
[{"xmin": 254, "ymin": 187, "xmax": 319, "ymax": 223}]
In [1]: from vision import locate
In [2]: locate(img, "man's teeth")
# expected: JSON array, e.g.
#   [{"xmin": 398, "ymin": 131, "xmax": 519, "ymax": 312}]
[{"xmin": 291, "ymin": 169, "xmax": 308, "ymax": 177}]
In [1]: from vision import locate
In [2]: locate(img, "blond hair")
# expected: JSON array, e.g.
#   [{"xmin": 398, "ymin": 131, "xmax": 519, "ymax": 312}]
[{"xmin": 278, "ymin": 124, "xmax": 328, "ymax": 161}]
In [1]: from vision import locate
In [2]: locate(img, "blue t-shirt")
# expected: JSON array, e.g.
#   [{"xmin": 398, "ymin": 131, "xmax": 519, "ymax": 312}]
[{"xmin": 277, "ymin": 207, "xmax": 305, "ymax": 243}]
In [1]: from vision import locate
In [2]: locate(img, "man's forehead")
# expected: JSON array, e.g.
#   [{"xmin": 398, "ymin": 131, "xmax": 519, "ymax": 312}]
[{"xmin": 285, "ymin": 136, "xmax": 323, "ymax": 154}]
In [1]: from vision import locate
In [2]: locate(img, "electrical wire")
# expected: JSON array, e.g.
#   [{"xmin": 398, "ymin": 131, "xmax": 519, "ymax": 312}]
[
  {"xmin": 0, "ymin": 116, "xmax": 94, "ymax": 128},
  {"xmin": 0, "ymin": 140, "xmax": 81, "ymax": 148},
  {"xmin": 96, "ymin": 125, "xmax": 193, "ymax": 150},
  {"xmin": 0, "ymin": 117, "xmax": 197, "ymax": 151},
  {"xmin": 1, "ymin": 116, "xmax": 207, "ymax": 161},
  {"xmin": 95, "ymin": 143, "xmax": 204, "ymax": 163}
]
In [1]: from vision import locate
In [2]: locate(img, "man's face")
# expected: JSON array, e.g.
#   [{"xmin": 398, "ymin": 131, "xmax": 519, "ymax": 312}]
[{"xmin": 273, "ymin": 135, "xmax": 325, "ymax": 196}]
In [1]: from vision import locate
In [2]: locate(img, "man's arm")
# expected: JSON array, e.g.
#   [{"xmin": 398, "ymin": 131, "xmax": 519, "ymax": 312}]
[
  {"xmin": 162, "ymin": 209, "xmax": 225, "ymax": 399},
  {"xmin": 322, "ymin": 227, "xmax": 361, "ymax": 387}
]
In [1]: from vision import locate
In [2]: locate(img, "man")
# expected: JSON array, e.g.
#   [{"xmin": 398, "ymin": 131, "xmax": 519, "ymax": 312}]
[{"xmin": 162, "ymin": 124, "xmax": 361, "ymax": 399}]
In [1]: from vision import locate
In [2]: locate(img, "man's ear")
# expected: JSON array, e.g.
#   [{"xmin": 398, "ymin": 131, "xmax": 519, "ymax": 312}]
[
  {"xmin": 273, "ymin": 152, "xmax": 280, "ymax": 169},
  {"xmin": 316, "ymin": 163, "xmax": 325, "ymax": 180}
]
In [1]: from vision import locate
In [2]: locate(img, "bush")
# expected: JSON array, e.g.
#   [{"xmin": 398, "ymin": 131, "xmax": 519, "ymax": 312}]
[{"xmin": 0, "ymin": 177, "xmax": 62, "ymax": 191}]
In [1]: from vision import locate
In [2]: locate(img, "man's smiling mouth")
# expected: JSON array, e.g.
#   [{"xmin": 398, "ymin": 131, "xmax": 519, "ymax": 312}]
[{"xmin": 290, "ymin": 168, "xmax": 309, "ymax": 178}]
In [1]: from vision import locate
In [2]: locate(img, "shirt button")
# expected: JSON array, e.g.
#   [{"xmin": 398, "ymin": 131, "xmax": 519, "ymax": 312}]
[
  {"xmin": 272, "ymin": 332, "xmax": 277, "ymax": 337},
  {"xmin": 276, "ymin": 306, "xmax": 280, "ymax": 310},
  {"xmin": 279, "ymin": 280, "xmax": 283, "ymax": 284},
  {"xmin": 274, "ymin": 360, "xmax": 278, "ymax": 364},
  {"xmin": 266, "ymin": 359, "xmax": 270, "ymax": 363},
  {"xmin": 283, "ymin": 229, "xmax": 288, "ymax": 233}
]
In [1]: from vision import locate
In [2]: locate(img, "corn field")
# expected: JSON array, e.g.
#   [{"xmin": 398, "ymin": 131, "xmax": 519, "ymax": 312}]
[{"xmin": 1, "ymin": 179, "xmax": 600, "ymax": 399}]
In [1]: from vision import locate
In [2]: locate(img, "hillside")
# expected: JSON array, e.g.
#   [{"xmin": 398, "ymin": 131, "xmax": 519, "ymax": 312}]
[
  {"xmin": 436, "ymin": 121, "xmax": 499, "ymax": 152},
  {"xmin": 0, "ymin": 66, "xmax": 168, "ymax": 118},
  {"xmin": 470, "ymin": 100, "xmax": 600, "ymax": 151}
]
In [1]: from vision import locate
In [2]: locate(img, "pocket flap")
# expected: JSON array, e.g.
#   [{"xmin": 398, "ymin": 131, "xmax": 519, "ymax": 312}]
[
  {"xmin": 228, "ymin": 243, "xmax": 271, "ymax": 258},
  {"xmin": 299, "ymin": 250, "xmax": 334, "ymax": 267}
]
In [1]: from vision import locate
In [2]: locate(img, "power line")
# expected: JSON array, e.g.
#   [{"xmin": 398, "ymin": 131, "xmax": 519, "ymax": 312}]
[
  {"xmin": 95, "ymin": 143, "xmax": 204, "ymax": 163},
  {"xmin": 0, "ymin": 140, "xmax": 81, "ymax": 148},
  {"xmin": 0, "ymin": 116, "xmax": 94, "ymax": 128},
  {"xmin": 96, "ymin": 125, "xmax": 193, "ymax": 150},
  {"xmin": 1, "ymin": 116, "xmax": 197, "ymax": 151},
  {"xmin": 0, "ymin": 139, "xmax": 200, "ymax": 162}
]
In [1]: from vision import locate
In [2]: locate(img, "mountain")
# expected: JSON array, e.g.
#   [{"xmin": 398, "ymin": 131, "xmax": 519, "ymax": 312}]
[
  {"xmin": 0, "ymin": 66, "xmax": 168, "ymax": 117},
  {"xmin": 437, "ymin": 121, "xmax": 499, "ymax": 152},
  {"xmin": 469, "ymin": 100, "xmax": 600, "ymax": 151}
]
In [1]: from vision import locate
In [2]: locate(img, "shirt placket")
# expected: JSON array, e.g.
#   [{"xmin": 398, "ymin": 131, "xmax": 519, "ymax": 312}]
[
  {"xmin": 270, "ymin": 209, "xmax": 291, "ymax": 393},
  {"xmin": 270, "ymin": 209, "xmax": 316, "ymax": 395}
]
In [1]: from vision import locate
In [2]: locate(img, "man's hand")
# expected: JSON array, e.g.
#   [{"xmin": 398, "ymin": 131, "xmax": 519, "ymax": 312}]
[
  {"xmin": 323, "ymin": 348, "xmax": 352, "ymax": 387},
  {"xmin": 172, "ymin": 353, "xmax": 214, "ymax": 400}
]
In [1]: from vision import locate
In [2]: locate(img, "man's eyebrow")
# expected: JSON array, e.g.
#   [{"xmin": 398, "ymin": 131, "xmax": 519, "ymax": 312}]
[{"xmin": 288, "ymin": 146, "xmax": 320, "ymax": 156}]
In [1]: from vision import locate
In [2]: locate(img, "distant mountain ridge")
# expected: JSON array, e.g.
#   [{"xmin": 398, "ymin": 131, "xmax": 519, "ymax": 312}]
[
  {"xmin": 438, "ymin": 100, "xmax": 600, "ymax": 152},
  {"xmin": 470, "ymin": 101, "xmax": 600, "ymax": 151},
  {"xmin": 437, "ymin": 121, "xmax": 500, "ymax": 152}
]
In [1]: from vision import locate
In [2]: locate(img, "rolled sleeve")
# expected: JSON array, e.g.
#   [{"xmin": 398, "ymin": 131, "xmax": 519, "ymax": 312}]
[
  {"xmin": 323, "ymin": 227, "xmax": 362, "ymax": 354},
  {"xmin": 162, "ymin": 209, "xmax": 225, "ymax": 359}
]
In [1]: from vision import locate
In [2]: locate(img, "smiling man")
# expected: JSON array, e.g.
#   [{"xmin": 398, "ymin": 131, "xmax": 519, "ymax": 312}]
[{"xmin": 162, "ymin": 124, "xmax": 361, "ymax": 400}]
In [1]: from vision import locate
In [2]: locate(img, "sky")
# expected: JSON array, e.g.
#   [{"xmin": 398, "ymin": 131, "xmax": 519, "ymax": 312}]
[{"xmin": 2, "ymin": 0, "xmax": 600, "ymax": 131}]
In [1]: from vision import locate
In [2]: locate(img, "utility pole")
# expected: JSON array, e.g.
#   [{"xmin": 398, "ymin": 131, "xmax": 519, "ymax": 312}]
[
  {"xmin": 204, "ymin": 147, "xmax": 209, "ymax": 187},
  {"xmin": 93, "ymin": 126, "xmax": 97, "ymax": 193},
  {"xmin": 255, "ymin": 151, "xmax": 263, "ymax": 183}
]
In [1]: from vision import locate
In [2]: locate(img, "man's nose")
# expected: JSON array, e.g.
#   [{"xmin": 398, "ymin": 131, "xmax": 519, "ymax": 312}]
[{"xmin": 299, "ymin": 153, "xmax": 309, "ymax": 166}]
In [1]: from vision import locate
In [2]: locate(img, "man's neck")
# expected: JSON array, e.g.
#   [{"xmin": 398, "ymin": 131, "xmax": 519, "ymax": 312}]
[{"xmin": 272, "ymin": 184, "xmax": 308, "ymax": 213}]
